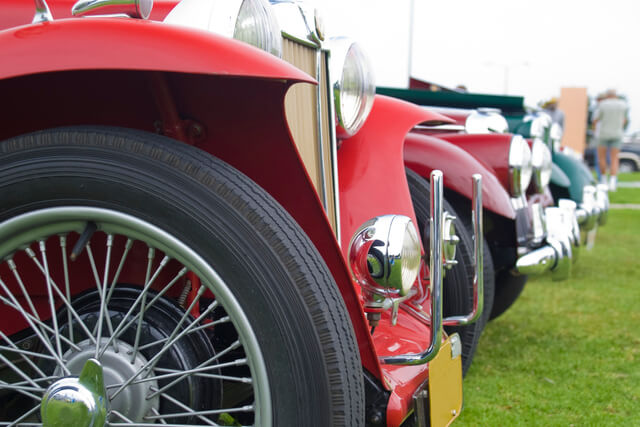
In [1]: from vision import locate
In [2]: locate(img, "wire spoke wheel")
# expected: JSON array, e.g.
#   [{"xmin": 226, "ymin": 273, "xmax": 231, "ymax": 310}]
[
  {"xmin": 0, "ymin": 207, "xmax": 267, "ymax": 426},
  {"xmin": 0, "ymin": 127, "xmax": 364, "ymax": 426}
]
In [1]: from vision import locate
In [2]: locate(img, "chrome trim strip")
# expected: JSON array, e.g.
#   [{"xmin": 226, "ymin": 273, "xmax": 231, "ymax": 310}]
[
  {"xmin": 382, "ymin": 170, "xmax": 443, "ymax": 365},
  {"xmin": 443, "ymin": 174, "xmax": 484, "ymax": 326},
  {"xmin": 315, "ymin": 49, "xmax": 329, "ymax": 212},
  {"xmin": 33, "ymin": 0, "xmax": 53, "ymax": 23},
  {"xmin": 324, "ymin": 47, "xmax": 341, "ymax": 244},
  {"xmin": 414, "ymin": 124, "xmax": 466, "ymax": 132},
  {"xmin": 72, "ymin": 0, "xmax": 153, "ymax": 19}
]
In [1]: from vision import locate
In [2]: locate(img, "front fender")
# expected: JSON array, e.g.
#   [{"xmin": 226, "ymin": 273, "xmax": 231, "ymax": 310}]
[
  {"xmin": 432, "ymin": 132, "xmax": 514, "ymax": 191},
  {"xmin": 404, "ymin": 133, "xmax": 515, "ymax": 219},
  {"xmin": 338, "ymin": 95, "xmax": 453, "ymax": 250},
  {"xmin": 553, "ymin": 151, "xmax": 595, "ymax": 202},
  {"xmin": 551, "ymin": 162, "xmax": 571, "ymax": 188},
  {"xmin": 0, "ymin": 17, "xmax": 313, "ymax": 83}
]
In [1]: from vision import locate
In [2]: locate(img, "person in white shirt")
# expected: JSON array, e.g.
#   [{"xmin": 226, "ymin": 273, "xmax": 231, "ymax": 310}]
[{"xmin": 592, "ymin": 89, "xmax": 629, "ymax": 191}]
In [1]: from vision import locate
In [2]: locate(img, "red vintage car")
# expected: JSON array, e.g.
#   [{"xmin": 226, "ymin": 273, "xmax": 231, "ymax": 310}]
[
  {"xmin": 0, "ymin": 1, "xmax": 489, "ymax": 426},
  {"xmin": 387, "ymin": 97, "xmax": 579, "ymax": 320}
]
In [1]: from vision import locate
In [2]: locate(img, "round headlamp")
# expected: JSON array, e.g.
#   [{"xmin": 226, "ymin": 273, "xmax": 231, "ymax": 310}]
[
  {"xmin": 326, "ymin": 37, "xmax": 376, "ymax": 138},
  {"xmin": 465, "ymin": 108, "xmax": 509, "ymax": 134},
  {"xmin": 165, "ymin": 0, "xmax": 282, "ymax": 58},
  {"xmin": 508, "ymin": 135, "xmax": 533, "ymax": 197},
  {"xmin": 348, "ymin": 215, "xmax": 421, "ymax": 297},
  {"xmin": 531, "ymin": 138, "xmax": 552, "ymax": 192},
  {"xmin": 527, "ymin": 115, "xmax": 550, "ymax": 139},
  {"xmin": 550, "ymin": 122, "xmax": 563, "ymax": 151}
]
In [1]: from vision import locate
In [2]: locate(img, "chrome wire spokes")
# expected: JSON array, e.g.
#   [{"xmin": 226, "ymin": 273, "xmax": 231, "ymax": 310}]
[{"xmin": 0, "ymin": 207, "xmax": 269, "ymax": 426}]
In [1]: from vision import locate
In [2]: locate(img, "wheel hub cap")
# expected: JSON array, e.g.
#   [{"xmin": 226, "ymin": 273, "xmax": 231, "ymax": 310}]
[{"xmin": 41, "ymin": 358, "xmax": 108, "ymax": 427}]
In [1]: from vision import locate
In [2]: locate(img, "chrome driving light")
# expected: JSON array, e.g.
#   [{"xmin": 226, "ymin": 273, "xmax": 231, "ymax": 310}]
[
  {"xmin": 464, "ymin": 108, "xmax": 509, "ymax": 134},
  {"xmin": 550, "ymin": 122, "xmax": 563, "ymax": 151},
  {"xmin": 508, "ymin": 134, "xmax": 533, "ymax": 196},
  {"xmin": 165, "ymin": 0, "xmax": 282, "ymax": 58},
  {"xmin": 526, "ymin": 113, "xmax": 551, "ymax": 139},
  {"xmin": 326, "ymin": 37, "xmax": 376, "ymax": 138},
  {"xmin": 348, "ymin": 215, "xmax": 421, "ymax": 298},
  {"xmin": 531, "ymin": 138, "xmax": 552, "ymax": 192}
]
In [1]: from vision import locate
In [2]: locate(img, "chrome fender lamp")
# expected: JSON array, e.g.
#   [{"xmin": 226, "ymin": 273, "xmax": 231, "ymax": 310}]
[{"xmin": 348, "ymin": 215, "xmax": 422, "ymax": 315}]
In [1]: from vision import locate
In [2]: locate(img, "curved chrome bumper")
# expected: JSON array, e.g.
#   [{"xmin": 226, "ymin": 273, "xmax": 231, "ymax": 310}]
[
  {"xmin": 576, "ymin": 184, "xmax": 609, "ymax": 239},
  {"xmin": 515, "ymin": 203, "xmax": 576, "ymax": 281}
]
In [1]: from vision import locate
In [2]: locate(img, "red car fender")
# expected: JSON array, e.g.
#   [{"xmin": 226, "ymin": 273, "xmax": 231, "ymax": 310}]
[
  {"xmin": 404, "ymin": 132, "xmax": 515, "ymax": 219},
  {"xmin": 0, "ymin": 14, "xmax": 385, "ymax": 376},
  {"xmin": 338, "ymin": 95, "xmax": 454, "ymax": 424},
  {"xmin": 434, "ymin": 132, "xmax": 513, "ymax": 193},
  {"xmin": 338, "ymin": 95, "xmax": 453, "ymax": 250},
  {"xmin": 0, "ymin": 17, "xmax": 314, "ymax": 83}
]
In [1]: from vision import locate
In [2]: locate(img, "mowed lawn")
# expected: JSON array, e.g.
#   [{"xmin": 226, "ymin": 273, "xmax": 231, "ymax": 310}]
[{"xmin": 456, "ymin": 181, "xmax": 640, "ymax": 426}]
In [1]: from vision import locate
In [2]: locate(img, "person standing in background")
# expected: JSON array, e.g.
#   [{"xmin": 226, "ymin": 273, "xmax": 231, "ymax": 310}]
[
  {"xmin": 592, "ymin": 89, "xmax": 629, "ymax": 191},
  {"xmin": 542, "ymin": 97, "xmax": 565, "ymax": 127}
]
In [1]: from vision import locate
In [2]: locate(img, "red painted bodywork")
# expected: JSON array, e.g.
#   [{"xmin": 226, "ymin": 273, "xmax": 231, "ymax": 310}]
[
  {"xmin": 431, "ymin": 132, "xmax": 514, "ymax": 193},
  {"xmin": 0, "ymin": 17, "xmax": 314, "ymax": 83},
  {"xmin": 338, "ymin": 95, "xmax": 455, "ymax": 426},
  {"xmin": 0, "ymin": 4, "xmax": 466, "ymax": 423},
  {"xmin": 404, "ymin": 132, "xmax": 515, "ymax": 219}
]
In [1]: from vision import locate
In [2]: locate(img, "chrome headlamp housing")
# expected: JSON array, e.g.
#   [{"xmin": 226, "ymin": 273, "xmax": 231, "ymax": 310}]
[
  {"xmin": 531, "ymin": 138, "xmax": 553, "ymax": 192},
  {"xmin": 269, "ymin": 0, "xmax": 324, "ymax": 45},
  {"xmin": 348, "ymin": 215, "xmax": 421, "ymax": 298},
  {"xmin": 165, "ymin": 0, "xmax": 282, "ymax": 58},
  {"xmin": 326, "ymin": 37, "xmax": 376, "ymax": 138},
  {"xmin": 508, "ymin": 135, "xmax": 533, "ymax": 197},
  {"xmin": 550, "ymin": 122, "xmax": 563, "ymax": 152},
  {"xmin": 525, "ymin": 113, "xmax": 551, "ymax": 139},
  {"xmin": 465, "ymin": 108, "xmax": 509, "ymax": 134}
]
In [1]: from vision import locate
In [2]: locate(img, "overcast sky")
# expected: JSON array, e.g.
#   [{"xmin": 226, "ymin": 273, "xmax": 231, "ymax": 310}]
[{"xmin": 323, "ymin": 0, "xmax": 639, "ymax": 132}]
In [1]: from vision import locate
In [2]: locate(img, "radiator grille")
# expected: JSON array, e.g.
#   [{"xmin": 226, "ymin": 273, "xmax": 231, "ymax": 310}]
[{"xmin": 282, "ymin": 38, "xmax": 336, "ymax": 232}]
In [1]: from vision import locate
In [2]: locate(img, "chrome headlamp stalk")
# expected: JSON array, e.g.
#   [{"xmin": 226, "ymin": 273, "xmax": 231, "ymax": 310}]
[
  {"xmin": 165, "ymin": 0, "xmax": 282, "ymax": 58},
  {"xmin": 464, "ymin": 108, "xmax": 509, "ymax": 134},
  {"xmin": 508, "ymin": 134, "xmax": 533, "ymax": 197},
  {"xmin": 325, "ymin": 37, "xmax": 376, "ymax": 138}
]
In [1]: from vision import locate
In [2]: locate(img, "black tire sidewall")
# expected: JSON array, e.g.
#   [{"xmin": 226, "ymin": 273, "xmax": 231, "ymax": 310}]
[{"xmin": 0, "ymin": 127, "xmax": 362, "ymax": 426}]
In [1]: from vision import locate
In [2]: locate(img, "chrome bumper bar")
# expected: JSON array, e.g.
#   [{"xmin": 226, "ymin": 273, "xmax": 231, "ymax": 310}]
[
  {"xmin": 444, "ymin": 174, "xmax": 484, "ymax": 326},
  {"xmin": 576, "ymin": 184, "xmax": 609, "ymax": 233},
  {"xmin": 383, "ymin": 171, "xmax": 484, "ymax": 365},
  {"xmin": 382, "ymin": 170, "xmax": 444, "ymax": 365},
  {"xmin": 515, "ymin": 202, "xmax": 576, "ymax": 281}
]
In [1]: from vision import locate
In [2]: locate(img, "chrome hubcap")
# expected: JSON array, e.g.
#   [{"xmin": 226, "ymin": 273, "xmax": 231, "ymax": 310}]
[{"xmin": 41, "ymin": 358, "xmax": 107, "ymax": 427}]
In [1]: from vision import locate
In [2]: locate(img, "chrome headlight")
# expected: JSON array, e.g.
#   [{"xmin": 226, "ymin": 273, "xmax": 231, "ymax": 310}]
[
  {"xmin": 550, "ymin": 122, "xmax": 563, "ymax": 151},
  {"xmin": 348, "ymin": 215, "xmax": 421, "ymax": 297},
  {"xmin": 531, "ymin": 138, "xmax": 552, "ymax": 192},
  {"xmin": 326, "ymin": 37, "xmax": 376, "ymax": 138},
  {"xmin": 465, "ymin": 108, "xmax": 509, "ymax": 134},
  {"xmin": 270, "ymin": 0, "xmax": 324, "ymax": 44},
  {"xmin": 526, "ymin": 114, "xmax": 551, "ymax": 139},
  {"xmin": 508, "ymin": 135, "xmax": 533, "ymax": 197},
  {"xmin": 165, "ymin": 0, "xmax": 282, "ymax": 58}
]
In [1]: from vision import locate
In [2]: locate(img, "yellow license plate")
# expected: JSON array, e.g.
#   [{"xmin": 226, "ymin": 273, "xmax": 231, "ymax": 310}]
[{"xmin": 427, "ymin": 333, "xmax": 463, "ymax": 426}]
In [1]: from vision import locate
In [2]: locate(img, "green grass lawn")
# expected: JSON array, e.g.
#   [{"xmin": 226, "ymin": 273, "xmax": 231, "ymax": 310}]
[
  {"xmin": 456, "ymin": 209, "xmax": 640, "ymax": 426},
  {"xmin": 609, "ymin": 187, "xmax": 640, "ymax": 204},
  {"xmin": 616, "ymin": 171, "xmax": 640, "ymax": 182}
]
